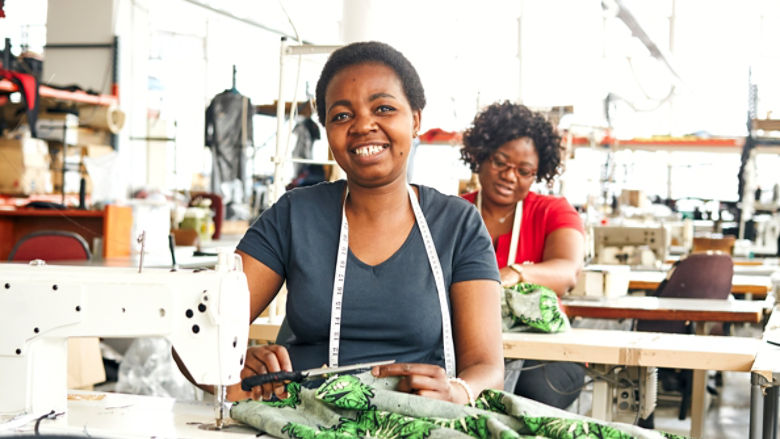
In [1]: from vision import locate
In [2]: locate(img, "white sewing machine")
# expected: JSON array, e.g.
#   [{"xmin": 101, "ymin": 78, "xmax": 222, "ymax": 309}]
[
  {"xmin": 590, "ymin": 225, "xmax": 669, "ymax": 267},
  {"xmin": 0, "ymin": 254, "xmax": 249, "ymax": 429}
]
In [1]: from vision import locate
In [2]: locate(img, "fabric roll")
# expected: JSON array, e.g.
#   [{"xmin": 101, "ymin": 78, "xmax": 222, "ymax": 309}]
[{"xmin": 78, "ymin": 104, "xmax": 125, "ymax": 133}]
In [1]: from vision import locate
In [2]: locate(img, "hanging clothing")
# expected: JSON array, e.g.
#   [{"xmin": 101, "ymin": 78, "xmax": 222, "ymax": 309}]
[
  {"xmin": 291, "ymin": 117, "xmax": 320, "ymax": 176},
  {"xmin": 0, "ymin": 68, "xmax": 39, "ymax": 137},
  {"xmin": 204, "ymin": 90, "xmax": 254, "ymax": 196}
]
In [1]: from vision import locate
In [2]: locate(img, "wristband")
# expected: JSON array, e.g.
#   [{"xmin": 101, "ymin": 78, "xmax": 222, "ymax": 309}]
[
  {"xmin": 508, "ymin": 263, "xmax": 524, "ymax": 282},
  {"xmin": 448, "ymin": 377, "xmax": 476, "ymax": 406}
]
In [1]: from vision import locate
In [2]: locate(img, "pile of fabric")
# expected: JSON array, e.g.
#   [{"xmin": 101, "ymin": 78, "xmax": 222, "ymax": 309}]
[
  {"xmin": 230, "ymin": 373, "xmax": 683, "ymax": 438},
  {"xmin": 231, "ymin": 284, "xmax": 683, "ymax": 438}
]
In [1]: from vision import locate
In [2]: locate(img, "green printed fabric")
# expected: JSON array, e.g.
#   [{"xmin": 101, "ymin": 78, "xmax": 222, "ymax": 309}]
[
  {"xmin": 231, "ymin": 372, "xmax": 684, "ymax": 439},
  {"xmin": 502, "ymin": 283, "xmax": 570, "ymax": 333}
]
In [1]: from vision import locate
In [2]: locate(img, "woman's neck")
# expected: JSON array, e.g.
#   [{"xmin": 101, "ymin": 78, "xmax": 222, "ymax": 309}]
[
  {"xmin": 479, "ymin": 194, "xmax": 517, "ymax": 223},
  {"xmin": 345, "ymin": 179, "xmax": 412, "ymax": 220}
]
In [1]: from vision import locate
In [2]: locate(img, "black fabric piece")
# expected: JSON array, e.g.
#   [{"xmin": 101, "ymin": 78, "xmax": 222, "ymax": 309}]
[
  {"xmin": 291, "ymin": 117, "xmax": 321, "ymax": 177},
  {"xmin": 205, "ymin": 90, "xmax": 254, "ymax": 194},
  {"xmin": 43, "ymin": 83, "xmax": 100, "ymax": 95}
]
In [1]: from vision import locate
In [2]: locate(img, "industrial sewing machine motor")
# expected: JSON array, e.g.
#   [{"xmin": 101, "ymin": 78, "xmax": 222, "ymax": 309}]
[{"xmin": 0, "ymin": 255, "xmax": 249, "ymax": 428}]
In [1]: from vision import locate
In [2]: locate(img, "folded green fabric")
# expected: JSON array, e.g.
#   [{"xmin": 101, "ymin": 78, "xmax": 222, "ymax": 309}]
[
  {"xmin": 231, "ymin": 373, "xmax": 684, "ymax": 439},
  {"xmin": 502, "ymin": 283, "xmax": 570, "ymax": 333}
]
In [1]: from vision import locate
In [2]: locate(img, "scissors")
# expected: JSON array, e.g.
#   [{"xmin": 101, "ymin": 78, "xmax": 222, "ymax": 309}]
[{"xmin": 241, "ymin": 359, "xmax": 395, "ymax": 391}]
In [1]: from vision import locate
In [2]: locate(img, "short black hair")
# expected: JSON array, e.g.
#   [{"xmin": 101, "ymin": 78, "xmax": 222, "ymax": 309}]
[
  {"xmin": 460, "ymin": 101, "xmax": 564, "ymax": 185},
  {"xmin": 315, "ymin": 41, "xmax": 426, "ymax": 125}
]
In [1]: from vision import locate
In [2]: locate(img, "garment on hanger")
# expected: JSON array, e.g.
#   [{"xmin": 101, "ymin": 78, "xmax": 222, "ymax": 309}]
[
  {"xmin": 204, "ymin": 90, "xmax": 254, "ymax": 197},
  {"xmin": 0, "ymin": 68, "xmax": 39, "ymax": 137},
  {"xmin": 287, "ymin": 117, "xmax": 324, "ymax": 190}
]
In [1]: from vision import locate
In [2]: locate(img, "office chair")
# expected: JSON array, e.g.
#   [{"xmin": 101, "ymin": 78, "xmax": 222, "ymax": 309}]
[
  {"xmin": 635, "ymin": 252, "xmax": 733, "ymax": 421},
  {"xmin": 9, "ymin": 230, "xmax": 92, "ymax": 262}
]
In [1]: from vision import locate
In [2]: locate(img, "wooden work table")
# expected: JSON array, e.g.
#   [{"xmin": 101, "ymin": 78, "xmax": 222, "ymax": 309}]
[
  {"xmin": 247, "ymin": 318, "xmax": 761, "ymax": 438},
  {"xmin": 560, "ymin": 295, "xmax": 767, "ymax": 323},
  {"xmin": 628, "ymin": 270, "xmax": 772, "ymax": 297},
  {"xmin": 0, "ymin": 205, "xmax": 132, "ymax": 259}
]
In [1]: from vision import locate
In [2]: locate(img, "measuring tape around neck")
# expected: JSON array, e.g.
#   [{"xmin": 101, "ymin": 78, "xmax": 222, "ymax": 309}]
[
  {"xmin": 476, "ymin": 190, "xmax": 523, "ymax": 265},
  {"xmin": 329, "ymin": 183, "xmax": 456, "ymax": 376}
]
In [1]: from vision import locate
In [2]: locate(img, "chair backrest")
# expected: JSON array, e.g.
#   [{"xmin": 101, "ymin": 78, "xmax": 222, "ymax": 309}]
[
  {"xmin": 655, "ymin": 252, "xmax": 734, "ymax": 300},
  {"xmin": 9, "ymin": 230, "xmax": 92, "ymax": 262},
  {"xmin": 637, "ymin": 252, "xmax": 733, "ymax": 334}
]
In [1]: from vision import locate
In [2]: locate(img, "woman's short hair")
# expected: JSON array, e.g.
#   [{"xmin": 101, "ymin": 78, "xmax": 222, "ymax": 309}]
[
  {"xmin": 315, "ymin": 41, "xmax": 426, "ymax": 125},
  {"xmin": 460, "ymin": 101, "xmax": 564, "ymax": 185}
]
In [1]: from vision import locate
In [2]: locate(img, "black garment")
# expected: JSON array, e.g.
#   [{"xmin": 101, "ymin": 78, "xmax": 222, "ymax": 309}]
[
  {"xmin": 205, "ymin": 90, "xmax": 254, "ymax": 195},
  {"xmin": 291, "ymin": 117, "xmax": 321, "ymax": 176},
  {"xmin": 514, "ymin": 360, "xmax": 585, "ymax": 409}
]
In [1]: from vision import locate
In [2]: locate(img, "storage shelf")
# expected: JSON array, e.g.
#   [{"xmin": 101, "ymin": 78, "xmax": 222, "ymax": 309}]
[
  {"xmin": 571, "ymin": 135, "xmax": 743, "ymax": 152},
  {"xmin": 0, "ymin": 79, "xmax": 118, "ymax": 106}
]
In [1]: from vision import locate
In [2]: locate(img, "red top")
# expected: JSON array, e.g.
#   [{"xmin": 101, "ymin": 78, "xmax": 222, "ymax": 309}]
[{"xmin": 463, "ymin": 191, "xmax": 584, "ymax": 268}]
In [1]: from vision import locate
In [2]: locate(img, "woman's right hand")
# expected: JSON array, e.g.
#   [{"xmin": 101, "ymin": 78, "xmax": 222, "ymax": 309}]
[{"xmin": 226, "ymin": 344, "xmax": 293, "ymax": 402}]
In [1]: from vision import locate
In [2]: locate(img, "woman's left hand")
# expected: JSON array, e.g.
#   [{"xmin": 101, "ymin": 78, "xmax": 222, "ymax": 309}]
[
  {"xmin": 371, "ymin": 362, "xmax": 462, "ymax": 403},
  {"xmin": 499, "ymin": 265, "xmax": 523, "ymax": 287}
]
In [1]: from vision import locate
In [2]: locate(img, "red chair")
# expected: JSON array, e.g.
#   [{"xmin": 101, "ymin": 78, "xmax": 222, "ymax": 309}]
[{"xmin": 8, "ymin": 230, "xmax": 92, "ymax": 261}]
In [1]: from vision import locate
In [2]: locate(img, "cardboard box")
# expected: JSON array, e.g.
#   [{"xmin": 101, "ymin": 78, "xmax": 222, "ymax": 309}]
[
  {"xmin": 0, "ymin": 136, "xmax": 53, "ymax": 195},
  {"xmin": 49, "ymin": 143, "xmax": 112, "ymax": 195},
  {"xmin": 620, "ymin": 189, "xmax": 646, "ymax": 208},
  {"xmin": 68, "ymin": 337, "xmax": 107, "ymax": 390},
  {"xmin": 77, "ymin": 127, "xmax": 112, "ymax": 147},
  {"xmin": 570, "ymin": 265, "xmax": 630, "ymax": 297}
]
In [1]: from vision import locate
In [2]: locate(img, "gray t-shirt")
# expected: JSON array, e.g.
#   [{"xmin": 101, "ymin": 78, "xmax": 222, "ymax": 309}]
[{"xmin": 237, "ymin": 180, "xmax": 499, "ymax": 370}]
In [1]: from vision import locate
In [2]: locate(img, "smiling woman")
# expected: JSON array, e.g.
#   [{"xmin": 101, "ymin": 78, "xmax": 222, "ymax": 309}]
[{"xmin": 228, "ymin": 41, "xmax": 505, "ymax": 407}]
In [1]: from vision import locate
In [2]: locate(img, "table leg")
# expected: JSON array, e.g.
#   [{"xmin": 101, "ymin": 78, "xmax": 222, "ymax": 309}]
[
  {"xmin": 592, "ymin": 379, "xmax": 613, "ymax": 421},
  {"xmin": 690, "ymin": 368, "xmax": 707, "ymax": 439},
  {"xmin": 591, "ymin": 364, "xmax": 613, "ymax": 421},
  {"xmin": 688, "ymin": 323, "xmax": 711, "ymax": 438},
  {"xmin": 764, "ymin": 385, "xmax": 778, "ymax": 439},
  {"xmin": 750, "ymin": 373, "xmax": 765, "ymax": 439}
]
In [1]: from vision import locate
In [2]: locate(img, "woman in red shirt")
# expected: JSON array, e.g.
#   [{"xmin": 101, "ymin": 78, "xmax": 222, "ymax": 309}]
[
  {"xmin": 460, "ymin": 101, "xmax": 585, "ymax": 409},
  {"xmin": 460, "ymin": 101, "xmax": 584, "ymax": 296}
]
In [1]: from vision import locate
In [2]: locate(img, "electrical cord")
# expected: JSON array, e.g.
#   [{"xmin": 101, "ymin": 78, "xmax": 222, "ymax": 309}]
[{"xmin": 34, "ymin": 410, "xmax": 64, "ymax": 435}]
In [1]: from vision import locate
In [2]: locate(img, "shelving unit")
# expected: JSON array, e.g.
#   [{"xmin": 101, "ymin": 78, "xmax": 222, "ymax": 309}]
[
  {"xmin": 0, "ymin": 79, "xmax": 118, "ymax": 107},
  {"xmin": 1, "ymin": 75, "xmax": 120, "ymax": 202},
  {"xmin": 269, "ymin": 37, "xmax": 340, "ymax": 205}
]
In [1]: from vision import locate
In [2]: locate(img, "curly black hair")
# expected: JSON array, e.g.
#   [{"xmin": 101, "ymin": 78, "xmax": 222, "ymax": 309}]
[
  {"xmin": 460, "ymin": 101, "xmax": 564, "ymax": 185},
  {"xmin": 315, "ymin": 41, "xmax": 426, "ymax": 125}
]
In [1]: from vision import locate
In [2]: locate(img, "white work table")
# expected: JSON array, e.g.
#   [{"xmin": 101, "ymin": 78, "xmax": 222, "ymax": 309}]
[{"xmin": 0, "ymin": 390, "xmax": 270, "ymax": 438}]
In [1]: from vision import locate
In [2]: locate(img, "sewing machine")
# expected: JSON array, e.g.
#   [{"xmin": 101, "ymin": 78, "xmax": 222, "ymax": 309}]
[
  {"xmin": 0, "ymin": 253, "xmax": 249, "ymax": 429},
  {"xmin": 590, "ymin": 225, "xmax": 669, "ymax": 267}
]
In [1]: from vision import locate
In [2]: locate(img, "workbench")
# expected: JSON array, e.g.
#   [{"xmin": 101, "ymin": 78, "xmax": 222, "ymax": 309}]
[
  {"xmin": 0, "ymin": 205, "xmax": 132, "ymax": 259},
  {"xmin": 0, "ymin": 390, "xmax": 271, "ymax": 438},
  {"xmin": 561, "ymin": 295, "xmax": 767, "ymax": 323},
  {"xmin": 628, "ymin": 269, "xmax": 773, "ymax": 298},
  {"xmin": 248, "ymin": 319, "xmax": 763, "ymax": 439}
]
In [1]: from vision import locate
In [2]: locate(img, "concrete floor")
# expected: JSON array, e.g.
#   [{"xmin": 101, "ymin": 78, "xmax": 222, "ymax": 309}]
[{"xmin": 653, "ymin": 371, "xmax": 753, "ymax": 439}]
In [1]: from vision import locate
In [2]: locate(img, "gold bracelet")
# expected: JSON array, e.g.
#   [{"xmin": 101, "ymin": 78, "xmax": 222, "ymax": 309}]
[
  {"xmin": 448, "ymin": 377, "xmax": 476, "ymax": 406},
  {"xmin": 508, "ymin": 263, "xmax": 524, "ymax": 282}
]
